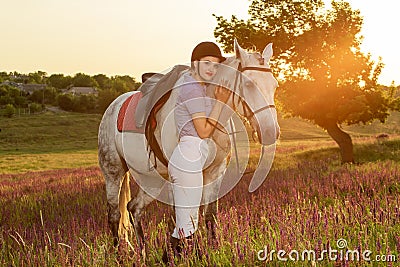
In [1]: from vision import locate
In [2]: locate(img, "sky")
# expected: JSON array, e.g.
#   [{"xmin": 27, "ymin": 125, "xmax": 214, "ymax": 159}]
[{"xmin": 0, "ymin": 0, "xmax": 398, "ymax": 86}]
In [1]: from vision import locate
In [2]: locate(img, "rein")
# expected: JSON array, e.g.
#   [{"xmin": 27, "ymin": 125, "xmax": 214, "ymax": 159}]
[
  {"xmin": 229, "ymin": 61, "xmax": 275, "ymax": 175},
  {"xmin": 232, "ymin": 62, "xmax": 276, "ymax": 126},
  {"xmin": 212, "ymin": 61, "xmax": 276, "ymax": 138}
]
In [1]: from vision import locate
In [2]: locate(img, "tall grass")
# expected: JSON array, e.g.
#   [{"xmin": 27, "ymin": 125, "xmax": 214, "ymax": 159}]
[{"xmin": 1, "ymin": 139, "xmax": 399, "ymax": 266}]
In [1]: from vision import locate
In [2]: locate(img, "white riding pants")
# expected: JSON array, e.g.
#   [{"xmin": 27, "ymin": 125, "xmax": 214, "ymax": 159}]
[{"xmin": 168, "ymin": 135, "xmax": 209, "ymax": 239}]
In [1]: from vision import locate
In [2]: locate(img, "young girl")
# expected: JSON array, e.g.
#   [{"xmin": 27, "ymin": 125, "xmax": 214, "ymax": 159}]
[{"xmin": 164, "ymin": 41, "xmax": 231, "ymax": 261}]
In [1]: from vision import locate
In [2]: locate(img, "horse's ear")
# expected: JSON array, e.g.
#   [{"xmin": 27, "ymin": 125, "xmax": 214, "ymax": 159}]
[
  {"xmin": 262, "ymin": 43, "xmax": 273, "ymax": 62},
  {"xmin": 234, "ymin": 38, "xmax": 246, "ymax": 61}
]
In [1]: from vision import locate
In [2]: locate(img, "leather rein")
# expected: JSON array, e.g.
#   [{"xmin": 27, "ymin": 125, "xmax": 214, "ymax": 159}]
[
  {"xmin": 232, "ymin": 62, "xmax": 276, "ymax": 123},
  {"xmin": 211, "ymin": 61, "xmax": 276, "ymax": 138}
]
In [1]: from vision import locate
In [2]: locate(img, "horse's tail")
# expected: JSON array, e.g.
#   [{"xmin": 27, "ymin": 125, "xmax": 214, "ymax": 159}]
[{"xmin": 118, "ymin": 172, "xmax": 131, "ymax": 240}]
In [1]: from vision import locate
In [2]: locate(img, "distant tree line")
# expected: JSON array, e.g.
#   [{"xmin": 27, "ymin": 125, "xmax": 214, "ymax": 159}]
[{"xmin": 0, "ymin": 71, "xmax": 141, "ymax": 117}]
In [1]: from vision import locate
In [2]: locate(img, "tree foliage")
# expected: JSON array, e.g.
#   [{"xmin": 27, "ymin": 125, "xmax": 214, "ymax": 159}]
[
  {"xmin": 0, "ymin": 85, "xmax": 27, "ymax": 107},
  {"xmin": 93, "ymin": 74, "xmax": 112, "ymax": 90},
  {"xmin": 97, "ymin": 89, "xmax": 120, "ymax": 113},
  {"xmin": 72, "ymin": 73, "xmax": 99, "ymax": 87},
  {"xmin": 0, "ymin": 71, "xmax": 141, "ymax": 115},
  {"xmin": 214, "ymin": 0, "xmax": 397, "ymax": 162},
  {"xmin": 28, "ymin": 87, "xmax": 58, "ymax": 105},
  {"xmin": 48, "ymin": 74, "xmax": 72, "ymax": 89},
  {"xmin": 3, "ymin": 104, "xmax": 16, "ymax": 118},
  {"xmin": 27, "ymin": 71, "xmax": 47, "ymax": 84},
  {"xmin": 57, "ymin": 94, "xmax": 75, "ymax": 111},
  {"xmin": 29, "ymin": 102, "xmax": 43, "ymax": 113}
]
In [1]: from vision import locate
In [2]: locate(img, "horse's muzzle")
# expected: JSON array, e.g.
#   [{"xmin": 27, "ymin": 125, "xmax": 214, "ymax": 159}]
[{"xmin": 255, "ymin": 124, "xmax": 280, "ymax": 146}]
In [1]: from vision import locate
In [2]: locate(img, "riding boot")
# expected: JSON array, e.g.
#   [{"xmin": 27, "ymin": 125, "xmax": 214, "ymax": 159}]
[
  {"xmin": 161, "ymin": 234, "xmax": 201, "ymax": 263},
  {"xmin": 162, "ymin": 236, "xmax": 181, "ymax": 263}
]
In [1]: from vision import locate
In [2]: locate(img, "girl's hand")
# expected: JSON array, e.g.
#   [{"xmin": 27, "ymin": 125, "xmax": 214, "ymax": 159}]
[{"xmin": 214, "ymin": 79, "xmax": 232, "ymax": 103}]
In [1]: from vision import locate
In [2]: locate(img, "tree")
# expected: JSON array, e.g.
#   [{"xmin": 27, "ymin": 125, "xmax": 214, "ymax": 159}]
[
  {"xmin": 28, "ymin": 71, "xmax": 47, "ymax": 84},
  {"xmin": 93, "ymin": 74, "xmax": 112, "ymax": 90},
  {"xmin": 29, "ymin": 87, "xmax": 58, "ymax": 105},
  {"xmin": 29, "ymin": 102, "xmax": 43, "ymax": 113},
  {"xmin": 74, "ymin": 94, "xmax": 97, "ymax": 113},
  {"xmin": 3, "ymin": 104, "xmax": 16, "ymax": 118},
  {"xmin": 111, "ymin": 78, "xmax": 129, "ymax": 94},
  {"xmin": 48, "ymin": 74, "xmax": 72, "ymax": 89},
  {"xmin": 43, "ymin": 87, "xmax": 58, "ymax": 105},
  {"xmin": 28, "ymin": 90, "xmax": 43, "ymax": 104},
  {"xmin": 0, "ymin": 84, "xmax": 26, "ymax": 108},
  {"xmin": 110, "ymin": 75, "xmax": 140, "ymax": 94},
  {"xmin": 114, "ymin": 75, "xmax": 140, "ymax": 90},
  {"xmin": 0, "ymin": 71, "xmax": 8, "ymax": 81},
  {"xmin": 57, "ymin": 94, "xmax": 75, "ymax": 111},
  {"xmin": 0, "ymin": 72, "xmax": 8, "ymax": 82},
  {"xmin": 98, "ymin": 89, "xmax": 120, "ymax": 113},
  {"xmin": 214, "ymin": 0, "xmax": 396, "ymax": 163},
  {"xmin": 72, "ymin": 73, "xmax": 98, "ymax": 87}
]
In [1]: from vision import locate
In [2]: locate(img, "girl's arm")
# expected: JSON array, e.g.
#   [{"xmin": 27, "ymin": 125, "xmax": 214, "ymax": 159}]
[{"xmin": 192, "ymin": 83, "xmax": 231, "ymax": 139}]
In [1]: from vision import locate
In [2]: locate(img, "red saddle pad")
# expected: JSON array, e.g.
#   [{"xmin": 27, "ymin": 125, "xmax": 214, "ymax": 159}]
[{"xmin": 117, "ymin": 92, "xmax": 144, "ymax": 133}]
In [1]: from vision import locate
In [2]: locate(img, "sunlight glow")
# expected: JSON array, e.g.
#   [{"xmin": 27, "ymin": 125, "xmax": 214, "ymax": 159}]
[{"xmin": 0, "ymin": 0, "xmax": 397, "ymax": 86}]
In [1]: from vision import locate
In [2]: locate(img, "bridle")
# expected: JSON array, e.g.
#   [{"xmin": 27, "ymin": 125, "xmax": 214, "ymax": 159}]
[
  {"xmin": 210, "ymin": 59, "xmax": 277, "ymax": 144},
  {"xmin": 208, "ymin": 58, "xmax": 278, "ymax": 174},
  {"xmin": 231, "ymin": 61, "xmax": 276, "ymax": 126},
  {"xmin": 229, "ymin": 60, "xmax": 277, "ymax": 175}
]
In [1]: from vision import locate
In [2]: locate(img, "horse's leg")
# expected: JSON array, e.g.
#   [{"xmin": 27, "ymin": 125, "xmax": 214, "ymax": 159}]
[
  {"xmin": 99, "ymin": 147, "xmax": 129, "ymax": 247},
  {"xmin": 127, "ymin": 186, "xmax": 155, "ymax": 248},
  {"xmin": 105, "ymin": 168, "xmax": 128, "ymax": 247},
  {"xmin": 202, "ymin": 162, "xmax": 225, "ymax": 240}
]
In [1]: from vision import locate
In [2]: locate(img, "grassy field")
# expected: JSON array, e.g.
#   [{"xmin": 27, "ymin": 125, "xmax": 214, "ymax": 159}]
[
  {"xmin": 0, "ymin": 112, "xmax": 101, "ymax": 174},
  {"xmin": 0, "ymin": 111, "xmax": 399, "ymax": 266},
  {"xmin": 0, "ymin": 112, "xmax": 101, "ymax": 154},
  {"xmin": 1, "ymin": 111, "xmax": 399, "ymax": 174}
]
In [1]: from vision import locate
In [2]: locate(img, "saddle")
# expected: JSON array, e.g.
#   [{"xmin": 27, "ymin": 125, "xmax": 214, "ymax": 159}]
[
  {"xmin": 135, "ymin": 65, "xmax": 190, "ymax": 129},
  {"xmin": 117, "ymin": 65, "xmax": 190, "ymax": 167}
]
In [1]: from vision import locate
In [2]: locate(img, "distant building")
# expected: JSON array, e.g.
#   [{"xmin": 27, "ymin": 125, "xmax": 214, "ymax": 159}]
[
  {"xmin": 65, "ymin": 86, "xmax": 98, "ymax": 96},
  {"xmin": 0, "ymin": 81, "xmax": 21, "ymax": 88},
  {"xmin": 20, "ymin": 84, "xmax": 46, "ymax": 94},
  {"xmin": 59, "ymin": 88, "xmax": 69, "ymax": 94}
]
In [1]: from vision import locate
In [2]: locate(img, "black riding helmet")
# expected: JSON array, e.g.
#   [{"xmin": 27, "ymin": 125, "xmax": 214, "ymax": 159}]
[{"xmin": 191, "ymin": 41, "xmax": 226, "ymax": 63}]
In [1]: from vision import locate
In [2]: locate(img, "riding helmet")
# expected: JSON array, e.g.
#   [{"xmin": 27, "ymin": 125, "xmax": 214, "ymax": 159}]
[{"xmin": 191, "ymin": 42, "xmax": 226, "ymax": 62}]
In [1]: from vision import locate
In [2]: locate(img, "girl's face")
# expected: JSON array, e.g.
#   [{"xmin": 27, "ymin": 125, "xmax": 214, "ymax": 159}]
[{"xmin": 196, "ymin": 56, "xmax": 221, "ymax": 81}]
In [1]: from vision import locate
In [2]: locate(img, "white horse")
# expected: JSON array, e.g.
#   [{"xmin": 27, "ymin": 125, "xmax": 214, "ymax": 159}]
[{"xmin": 98, "ymin": 40, "xmax": 280, "ymax": 249}]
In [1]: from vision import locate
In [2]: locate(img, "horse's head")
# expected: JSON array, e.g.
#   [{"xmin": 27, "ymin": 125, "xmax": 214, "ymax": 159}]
[{"xmin": 220, "ymin": 39, "xmax": 280, "ymax": 146}]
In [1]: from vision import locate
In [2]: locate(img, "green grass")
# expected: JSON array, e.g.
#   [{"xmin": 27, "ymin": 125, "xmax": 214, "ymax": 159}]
[
  {"xmin": 0, "ymin": 111, "xmax": 399, "ymax": 175},
  {"xmin": 1, "ymin": 145, "xmax": 398, "ymax": 266},
  {"xmin": 343, "ymin": 111, "xmax": 400, "ymax": 137},
  {"xmin": 278, "ymin": 116, "xmax": 330, "ymax": 140},
  {"xmin": 0, "ymin": 150, "xmax": 98, "ymax": 174},
  {"xmin": 278, "ymin": 111, "xmax": 400, "ymax": 141},
  {"xmin": 0, "ymin": 112, "xmax": 101, "ymax": 174},
  {"xmin": 0, "ymin": 112, "xmax": 101, "ymax": 155},
  {"xmin": 1, "ymin": 111, "xmax": 399, "ymax": 266}
]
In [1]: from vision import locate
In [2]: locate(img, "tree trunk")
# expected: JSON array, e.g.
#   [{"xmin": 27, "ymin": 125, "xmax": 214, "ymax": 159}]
[{"xmin": 325, "ymin": 121, "xmax": 355, "ymax": 164}]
